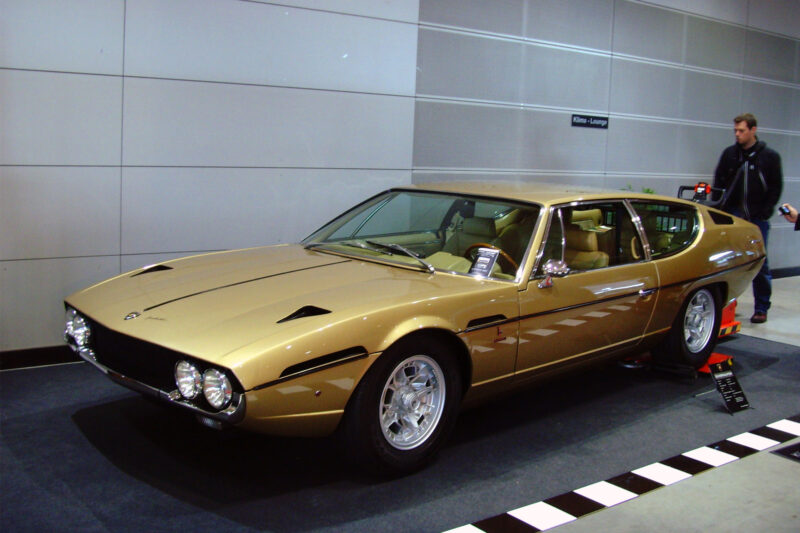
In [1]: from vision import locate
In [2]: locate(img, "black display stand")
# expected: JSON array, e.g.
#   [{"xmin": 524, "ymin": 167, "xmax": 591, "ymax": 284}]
[{"xmin": 709, "ymin": 360, "xmax": 750, "ymax": 414}]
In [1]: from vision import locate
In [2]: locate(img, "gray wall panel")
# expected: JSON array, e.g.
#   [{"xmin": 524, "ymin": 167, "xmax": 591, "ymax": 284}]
[
  {"xmin": 741, "ymin": 81, "xmax": 796, "ymax": 131},
  {"xmin": 680, "ymin": 71, "xmax": 742, "ymax": 124},
  {"xmin": 416, "ymin": 29, "xmax": 523, "ymax": 102},
  {"xmin": 523, "ymin": 47, "xmax": 611, "ymax": 111},
  {"xmin": 744, "ymin": 0, "xmax": 800, "ymax": 40},
  {"xmin": 764, "ymin": 133, "xmax": 799, "ymax": 179},
  {"xmin": 0, "ymin": 70, "xmax": 122, "ymax": 166},
  {"xmin": 678, "ymin": 125, "xmax": 733, "ymax": 175},
  {"xmin": 610, "ymin": 59, "xmax": 682, "ymax": 118},
  {"xmin": 645, "ymin": 0, "xmax": 748, "ymax": 27},
  {"xmin": 125, "ymin": 0, "xmax": 418, "ymax": 95},
  {"xmin": 0, "ymin": 0, "xmax": 124, "ymax": 74},
  {"xmin": 419, "ymin": 0, "xmax": 525, "ymax": 36},
  {"xmin": 0, "ymin": 167, "xmax": 121, "ymax": 261},
  {"xmin": 250, "ymin": 0, "xmax": 419, "ymax": 22},
  {"xmin": 685, "ymin": 16, "xmax": 745, "ymax": 74},
  {"xmin": 413, "ymin": 102, "xmax": 522, "ymax": 169},
  {"xmin": 414, "ymin": 171, "xmax": 605, "ymax": 187},
  {"xmin": 789, "ymin": 136, "xmax": 800, "ymax": 178},
  {"xmin": 606, "ymin": 119, "xmax": 680, "ymax": 173},
  {"xmin": 0, "ymin": 257, "xmax": 121, "ymax": 349},
  {"xmin": 780, "ymin": 179, "xmax": 800, "ymax": 212},
  {"xmin": 121, "ymin": 168, "xmax": 409, "ymax": 254},
  {"xmin": 796, "ymin": 42, "xmax": 800, "ymax": 84},
  {"xmin": 526, "ymin": 0, "xmax": 614, "ymax": 50},
  {"xmin": 122, "ymin": 78, "xmax": 414, "ymax": 168},
  {"xmin": 612, "ymin": 0, "xmax": 684, "ymax": 63},
  {"xmin": 518, "ymin": 110, "xmax": 607, "ymax": 171},
  {"xmin": 769, "ymin": 227, "xmax": 799, "ymax": 273},
  {"xmin": 744, "ymin": 30, "xmax": 797, "ymax": 83}
]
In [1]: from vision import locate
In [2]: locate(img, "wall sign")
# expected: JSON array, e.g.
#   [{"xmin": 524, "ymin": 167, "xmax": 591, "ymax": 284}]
[{"xmin": 572, "ymin": 114, "xmax": 609, "ymax": 129}]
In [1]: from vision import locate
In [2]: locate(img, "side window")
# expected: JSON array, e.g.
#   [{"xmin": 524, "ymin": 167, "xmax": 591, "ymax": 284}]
[
  {"xmin": 631, "ymin": 202, "xmax": 699, "ymax": 258},
  {"xmin": 537, "ymin": 201, "xmax": 642, "ymax": 274}
]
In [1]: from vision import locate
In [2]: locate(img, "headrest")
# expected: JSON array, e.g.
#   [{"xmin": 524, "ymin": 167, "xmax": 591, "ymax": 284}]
[
  {"xmin": 565, "ymin": 225, "xmax": 598, "ymax": 251},
  {"xmin": 570, "ymin": 209, "xmax": 602, "ymax": 229},
  {"xmin": 462, "ymin": 217, "xmax": 497, "ymax": 238}
]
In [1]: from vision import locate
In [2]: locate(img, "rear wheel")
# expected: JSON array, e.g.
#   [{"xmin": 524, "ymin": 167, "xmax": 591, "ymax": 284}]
[
  {"xmin": 653, "ymin": 287, "xmax": 721, "ymax": 369},
  {"xmin": 340, "ymin": 336, "xmax": 462, "ymax": 475}
]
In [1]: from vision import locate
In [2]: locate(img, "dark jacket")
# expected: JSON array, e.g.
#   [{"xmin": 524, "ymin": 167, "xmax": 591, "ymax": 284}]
[{"xmin": 713, "ymin": 139, "xmax": 783, "ymax": 220}]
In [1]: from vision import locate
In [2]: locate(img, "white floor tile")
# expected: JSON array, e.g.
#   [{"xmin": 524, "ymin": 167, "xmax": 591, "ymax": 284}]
[
  {"xmin": 509, "ymin": 501, "xmax": 577, "ymax": 530},
  {"xmin": 632, "ymin": 462, "xmax": 692, "ymax": 485},
  {"xmin": 768, "ymin": 419, "xmax": 800, "ymax": 436},
  {"xmin": 574, "ymin": 481, "xmax": 637, "ymax": 507},
  {"xmin": 727, "ymin": 432, "xmax": 780, "ymax": 450},
  {"xmin": 683, "ymin": 446, "xmax": 739, "ymax": 467}
]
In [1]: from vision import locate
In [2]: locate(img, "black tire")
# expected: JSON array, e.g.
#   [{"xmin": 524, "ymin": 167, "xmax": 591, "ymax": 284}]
[
  {"xmin": 340, "ymin": 336, "xmax": 462, "ymax": 475},
  {"xmin": 652, "ymin": 286, "xmax": 721, "ymax": 369}
]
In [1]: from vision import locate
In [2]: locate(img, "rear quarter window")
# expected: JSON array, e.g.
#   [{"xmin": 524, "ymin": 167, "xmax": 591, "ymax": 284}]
[{"xmin": 631, "ymin": 201, "xmax": 699, "ymax": 258}]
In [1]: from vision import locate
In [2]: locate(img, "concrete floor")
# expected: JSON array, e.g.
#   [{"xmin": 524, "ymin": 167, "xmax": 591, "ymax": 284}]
[
  {"xmin": 481, "ymin": 276, "xmax": 800, "ymax": 533},
  {"xmin": 735, "ymin": 275, "xmax": 800, "ymax": 347}
]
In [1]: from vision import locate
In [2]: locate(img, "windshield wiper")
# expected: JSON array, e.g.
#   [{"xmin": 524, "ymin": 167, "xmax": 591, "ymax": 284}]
[
  {"xmin": 306, "ymin": 240, "xmax": 380, "ymax": 252},
  {"xmin": 365, "ymin": 240, "xmax": 435, "ymax": 274}
]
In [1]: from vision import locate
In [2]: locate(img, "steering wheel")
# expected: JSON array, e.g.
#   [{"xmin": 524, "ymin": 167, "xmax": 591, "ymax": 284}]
[{"xmin": 463, "ymin": 243, "xmax": 519, "ymax": 273}]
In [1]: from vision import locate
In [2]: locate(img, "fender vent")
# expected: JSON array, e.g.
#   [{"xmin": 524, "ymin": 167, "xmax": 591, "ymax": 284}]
[
  {"xmin": 709, "ymin": 211, "xmax": 734, "ymax": 225},
  {"xmin": 131, "ymin": 264, "xmax": 173, "ymax": 277},
  {"xmin": 277, "ymin": 305, "xmax": 331, "ymax": 323}
]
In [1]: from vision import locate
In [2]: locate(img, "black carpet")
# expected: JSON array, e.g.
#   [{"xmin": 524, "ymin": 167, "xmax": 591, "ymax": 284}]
[{"xmin": 2, "ymin": 335, "xmax": 798, "ymax": 532}]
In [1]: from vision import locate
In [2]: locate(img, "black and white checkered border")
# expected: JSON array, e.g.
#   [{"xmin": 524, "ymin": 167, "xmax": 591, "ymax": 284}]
[{"xmin": 445, "ymin": 414, "xmax": 800, "ymax": 533}]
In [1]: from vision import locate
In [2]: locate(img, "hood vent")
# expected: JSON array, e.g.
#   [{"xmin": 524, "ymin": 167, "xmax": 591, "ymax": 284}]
[
  {"xmin": 131, "ymin": 264, "xmax": 173, "ymax": 277},
  {"xmin": 277, "ymin": 305, "xmax": 331, "ymax": 324}
]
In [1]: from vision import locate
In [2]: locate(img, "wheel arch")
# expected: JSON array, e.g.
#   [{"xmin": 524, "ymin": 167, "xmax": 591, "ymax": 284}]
[
  {"xmin": 349, "ymin": 327, "xmax": 472, "ymax": 411},
  {"xmin": 389, "ymin": 328, "xmax": 473, "ymax": 397}
]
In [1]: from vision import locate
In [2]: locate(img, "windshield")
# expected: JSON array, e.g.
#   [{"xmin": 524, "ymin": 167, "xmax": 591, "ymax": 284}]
[{"xmin": 303, "ymin": 190, "xmax": 540, "ymax": 280}]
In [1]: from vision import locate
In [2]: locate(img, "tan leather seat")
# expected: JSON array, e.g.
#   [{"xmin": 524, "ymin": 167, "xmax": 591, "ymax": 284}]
[
  {"xmin": 495, "ymin": 214, "xmax": 536, "ymax": 263},
  {"xmin": 564, "ymin": 225, "xmax": 609, "ymax": 270},
  {"xmin": 443, "ymin": 217, "xmax": 497, "ymax": 256}
]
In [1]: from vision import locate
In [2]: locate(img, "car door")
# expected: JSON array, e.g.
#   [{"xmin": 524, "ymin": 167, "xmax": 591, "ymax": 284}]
[{"xmin": 514, "ymin": 200, "xmax": 659, "ymax": 378}]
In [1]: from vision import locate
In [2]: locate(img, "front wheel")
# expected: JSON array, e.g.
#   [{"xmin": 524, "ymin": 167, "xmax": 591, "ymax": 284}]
[
  {"xmin": 652, "ymin": 287, "xmax": 721, "ymax": 369},
  {"xmin": 340, "ymin": 336, "xmax": 462, "ymax": 475}
]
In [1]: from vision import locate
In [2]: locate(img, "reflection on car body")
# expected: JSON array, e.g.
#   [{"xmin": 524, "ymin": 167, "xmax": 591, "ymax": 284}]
[{"xmin": 64, "ymin": 181, "xmax": 765, "ymax": 473}]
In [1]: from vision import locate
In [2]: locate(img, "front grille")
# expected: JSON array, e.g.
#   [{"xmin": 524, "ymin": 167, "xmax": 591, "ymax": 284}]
[{"xmin": 87, "ymin": 318, "xmax": 185, "ymax": 392}]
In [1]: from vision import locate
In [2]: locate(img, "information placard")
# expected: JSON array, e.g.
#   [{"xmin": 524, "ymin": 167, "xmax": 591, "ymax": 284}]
[
  {"xmin": 469, "ymin": 248, "xmax": 500, "ymax": 277},
  {"xmin": 709, "ymin": 361, "xmax": 749, "ymax": 414}
]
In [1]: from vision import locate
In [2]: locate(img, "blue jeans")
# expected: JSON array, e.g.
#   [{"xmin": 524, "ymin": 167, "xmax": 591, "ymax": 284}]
[{"xmin": 731, "ymin": 210, "xmax": 771, "ymax": 313}]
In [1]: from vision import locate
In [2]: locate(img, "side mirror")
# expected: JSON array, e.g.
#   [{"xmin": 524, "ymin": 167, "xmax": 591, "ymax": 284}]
[{"xmin": 537, "ymin": 259, "xmax": 569, "ymax": 289}]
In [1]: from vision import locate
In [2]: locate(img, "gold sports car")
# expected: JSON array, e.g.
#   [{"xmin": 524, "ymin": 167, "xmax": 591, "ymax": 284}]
[{"xmin": 64, "ymin": 181, "xmax": 765, "ymax": 473}]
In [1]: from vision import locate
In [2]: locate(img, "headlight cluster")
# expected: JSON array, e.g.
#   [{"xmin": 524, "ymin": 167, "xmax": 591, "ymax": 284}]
[
  {"xmin": 64, "ymin": 307, "xmax": 94, "ymax": 360},
  {"xmin": 174, "ymin": 361, "xmax": 233, "ymax": 410}
]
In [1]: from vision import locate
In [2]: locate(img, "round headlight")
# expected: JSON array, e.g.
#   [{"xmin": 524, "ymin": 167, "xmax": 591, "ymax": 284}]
[
  {"xmin": 65, "ymin": 308, "xmax": 91, "ymax": 349},
  {"xmin": 203, "ymin": 369, "xmax": 233, "ymax": 410},
  {"xmin": 175, "ymin": 361, "xmax": 202, "ymax": 399}
]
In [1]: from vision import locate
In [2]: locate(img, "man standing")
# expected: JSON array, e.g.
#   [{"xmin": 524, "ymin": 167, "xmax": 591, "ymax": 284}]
[{"xmin": 713, "ymin": 113, "xmax": 783, "ymax": 323}]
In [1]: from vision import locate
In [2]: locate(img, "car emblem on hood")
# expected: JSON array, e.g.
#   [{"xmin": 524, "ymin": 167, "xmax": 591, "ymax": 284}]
[{"xmin": 124, "ymin": 311, "xmax": 141, "ymax": 320}]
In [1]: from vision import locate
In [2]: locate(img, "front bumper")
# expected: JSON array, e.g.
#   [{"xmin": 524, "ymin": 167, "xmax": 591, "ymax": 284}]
[{"xmin": 65, "ymin": 310, "xmax": 246, "ymax": 426}]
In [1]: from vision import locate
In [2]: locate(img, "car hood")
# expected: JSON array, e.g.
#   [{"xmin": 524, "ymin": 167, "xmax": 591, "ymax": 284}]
[{"xmin": 66, "ymin": 244, "xmax": 511, "ymax": 382}]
